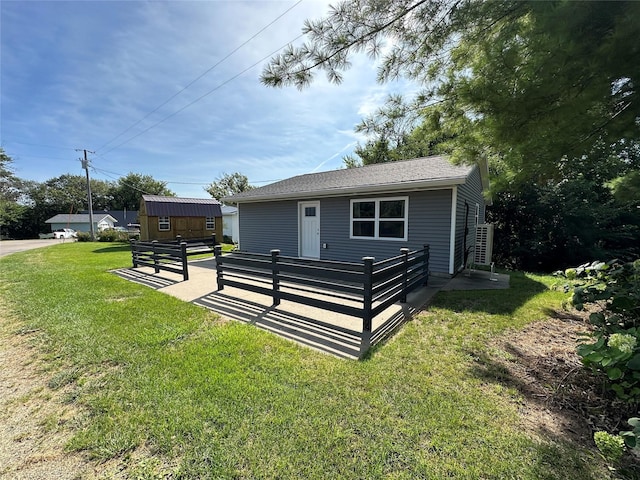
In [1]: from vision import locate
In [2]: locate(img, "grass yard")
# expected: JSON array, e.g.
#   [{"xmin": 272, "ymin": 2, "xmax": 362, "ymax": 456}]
[{"xmin": 0, "ymin": 242, "xmax": 615, "ymax": 479}]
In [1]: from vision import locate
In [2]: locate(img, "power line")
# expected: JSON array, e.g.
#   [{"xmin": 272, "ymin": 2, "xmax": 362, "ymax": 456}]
[
  {"xmin": 96, "ymin": 0, "xmax": 303, "ymax": 153},
  {"xmin": 99, "ymin": 32, "xmax": 306, "ymax": 156},
  {"xmin": 91, "ymin": 165, "xmax": 280, "ymax": 186},
  {"xmin": 9, "ymin": 140, "xmax": 77, "ymax": 150}
]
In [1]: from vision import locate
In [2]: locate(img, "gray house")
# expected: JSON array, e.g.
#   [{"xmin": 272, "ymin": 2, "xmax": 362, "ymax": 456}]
[
  {"xmin": 45, "ymin": 213, "xmax": 118, "ymax": 233},
  {"xmin": 224, "ymin": 156, "xmax": 489, "ymax": 276}
]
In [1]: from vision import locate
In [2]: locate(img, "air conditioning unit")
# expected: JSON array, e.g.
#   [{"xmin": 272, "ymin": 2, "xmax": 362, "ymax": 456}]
[{"xmin": 474, "ymin": 223, "xmax": 494, "ymax": 266}]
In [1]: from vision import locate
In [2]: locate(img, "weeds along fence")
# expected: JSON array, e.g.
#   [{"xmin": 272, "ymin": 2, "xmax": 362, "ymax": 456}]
[
  {"xmin": 213, "ymin": 245, "xmax": 429, "ymax": 333},
  {"xmin": 130, "ymin": 235, "xmax": 217, "ymax": 281}
]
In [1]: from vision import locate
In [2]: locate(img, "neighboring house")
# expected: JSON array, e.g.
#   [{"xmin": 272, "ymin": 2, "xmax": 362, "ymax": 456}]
[
  {"xmin": 81, "ymin": 210, "xmax": 139, "ymax": 228},
  {"xmin": 224, "ymin": 156, "xmax": 490, "ymax": 276},
  {"xmin": 221, "ymin": 205, "xmax": 239, "ymax": 243},
  {"xmin": 45, "ymin": 213, "xmax": 118, "ymax": 233},
  {"xmin": 138, "ymin": 195, "xmax": 223, "ymax": 241}
]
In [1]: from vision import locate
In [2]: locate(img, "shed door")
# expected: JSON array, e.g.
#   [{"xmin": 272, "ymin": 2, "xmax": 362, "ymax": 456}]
[{"xmin": 299, "ymin": 201, "xmax": 320, "ymax": 258}]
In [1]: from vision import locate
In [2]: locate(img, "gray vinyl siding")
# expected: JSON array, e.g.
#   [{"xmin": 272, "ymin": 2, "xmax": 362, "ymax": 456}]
[
  {"xmin": 319, "ymin": 189, "xmax": 453, "ymax": 274},
  {"xmin": 237, "ymin": 201, "xmax": 299, "ymax": 256},
  {"xmin": 454, "ymin": 166, "xmax": 485, "ymax": 272},
  {"xmin": 237, "ymin": 189, "xmax": 455, "ymax": 274}
]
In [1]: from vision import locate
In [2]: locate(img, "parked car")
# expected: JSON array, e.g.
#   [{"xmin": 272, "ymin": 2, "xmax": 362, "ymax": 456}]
[{"xmin": 53, "ymin": 228, "xmax": 77, "ymax": 239}]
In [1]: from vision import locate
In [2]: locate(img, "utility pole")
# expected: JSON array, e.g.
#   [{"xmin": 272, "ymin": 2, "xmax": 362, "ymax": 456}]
[{"xmin": 77, "ymin": 149, "xmax": 96, "ymax": 241}]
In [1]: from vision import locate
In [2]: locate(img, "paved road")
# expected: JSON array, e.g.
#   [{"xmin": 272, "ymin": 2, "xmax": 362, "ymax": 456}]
[{"xmin": 0, "ymin": 239, "xmax": 63, "ymax": 258}]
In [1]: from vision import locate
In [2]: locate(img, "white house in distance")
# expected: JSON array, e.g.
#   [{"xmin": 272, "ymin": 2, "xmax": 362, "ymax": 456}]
[
  {"xmin": 221, "ymin": 205, "xmax": 239, "ymax": 243},
  {"xmin": 45, "ymin": 213, "xmax": 117, "ymax": 233}
]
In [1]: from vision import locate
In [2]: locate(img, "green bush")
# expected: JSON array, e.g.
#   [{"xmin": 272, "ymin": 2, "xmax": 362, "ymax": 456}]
[
  {"xmin": 97, "ymin": 229, "xmax": 130, "ymax": 243},
  {"xmin": 558, "ymin": 259, "xmax": 640, "ymax": 402},
  {"xmin": 620, "ymin": 417, "xmax": 640, "ymax": 449},
  {"xmin": 594, "ymin": 431, "xmax": 625, "ymax": 462},
  {"xmin": 76, "ymin": 231, "xmax": 92, "ymax": 242}
]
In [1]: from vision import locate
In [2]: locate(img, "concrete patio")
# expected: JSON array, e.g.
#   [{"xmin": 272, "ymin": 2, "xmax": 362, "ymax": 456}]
[{"xmin": 114, "ymin": 258, "xmax": 509, "ymax": 358}]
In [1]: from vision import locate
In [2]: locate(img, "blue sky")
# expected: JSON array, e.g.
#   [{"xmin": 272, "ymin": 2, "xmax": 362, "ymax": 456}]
[{"xmin": 1, "ymin": 0, "xmax": 414, "ymax": 198}]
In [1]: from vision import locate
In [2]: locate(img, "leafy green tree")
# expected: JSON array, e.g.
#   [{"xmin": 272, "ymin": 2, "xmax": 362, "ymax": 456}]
[
  {"xmin": 0, "ymin": 148, "xmax": 26, "ymax": 237},
  {"xmin": 263, "ymin": 0, "xmax": 640, "ymax": 184},
  {"xmin": 205, "ymin": 172, "xmax": 253, "ymax": 203},
  {"xmin": 343, "ymin": 94, "xmax": 454, "ymax": 167},
  {"xmin": 109, "ymin": 173, "xmax": 174, "ymax": 211},
  {"xmin": 14, "ymin": 175, "xmax": 113, "ymax": 238}
]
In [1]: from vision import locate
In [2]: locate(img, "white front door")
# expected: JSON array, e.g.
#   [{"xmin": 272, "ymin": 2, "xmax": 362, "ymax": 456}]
[{"xmin": 299, "ymin": 201, "xmax": 320, "ymax": 258}]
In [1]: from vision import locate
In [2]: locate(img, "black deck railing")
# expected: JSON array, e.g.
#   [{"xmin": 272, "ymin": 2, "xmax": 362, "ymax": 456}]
[
  {"xmin": 130, "ymin": 235, "xmax": 217, "ymax": 281},
  {"xmin": 131, "ymin": 240, "xmax": 190, "ymax": 281},
  {"xmin": 213, "ymin": 245, "xmax": 429, "ymax": 333}
]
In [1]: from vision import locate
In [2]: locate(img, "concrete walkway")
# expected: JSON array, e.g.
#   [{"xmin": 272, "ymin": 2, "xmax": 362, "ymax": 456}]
[{"xmin": 114, "ymin": 259, "xmax": 509, "ymax": 359}]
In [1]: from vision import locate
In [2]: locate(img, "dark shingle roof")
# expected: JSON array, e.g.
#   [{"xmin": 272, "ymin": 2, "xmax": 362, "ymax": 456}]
[
  {"xmin": 45, "ymin": 213, "xmax": 116, "ymax": 224},
  {"xmin": 142, "ymin": 195, "xmax": 222, "ymax": 217},
  {"xmin": 80, "ymin": 210, "xmax": 139, "ymax": 225},
  {"xmin": 224, "ymin": 156, "xmax": 476, "ymax": 203}
]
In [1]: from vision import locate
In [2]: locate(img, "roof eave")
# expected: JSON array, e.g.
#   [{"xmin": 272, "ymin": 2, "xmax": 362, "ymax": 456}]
[{"xmin": 225, "ymin": 177, "xmax": 467, "ymax": 204}]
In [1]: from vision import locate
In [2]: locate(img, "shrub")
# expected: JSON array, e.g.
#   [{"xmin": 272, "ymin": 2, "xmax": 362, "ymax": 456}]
[
  {"xmin": 620, "ymin": 417, "xmax": 640, "ymax": 449},
  {"xmin": 76, "ymin": 231, "xmax": 92, "ymax": 242},
  {"xmin": 559, "ymin": 259, "xmax": 640, "ymax": 401},
  {"xmin": 594, "ymin": 431, "xmax": 625, "ymax": 462},
  {"xmin": 97, "ymin": 229, "xmax": 130, "ymax": 243}
]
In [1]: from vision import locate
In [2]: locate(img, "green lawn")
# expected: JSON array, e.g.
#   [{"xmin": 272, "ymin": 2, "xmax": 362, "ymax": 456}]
[{"xmin": 0, "ymin": 242, "xmax": 611, "ymax": 479}]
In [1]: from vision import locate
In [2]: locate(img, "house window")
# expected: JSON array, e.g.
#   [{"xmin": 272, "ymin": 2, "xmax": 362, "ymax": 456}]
[
  {"xmin": 304, "ymin": 207, "xmax": 316, "ymax": 217},
  {"xmin": 158, "ymin": 216, "xmax": 170, "ymax": 231},
  {"xmin": 206, "ymin": 217, "xmax": 215, "ymax": 230},
  {"xmin": 350, "ymin": 197, "xmax": 408, "ymax": 241}
]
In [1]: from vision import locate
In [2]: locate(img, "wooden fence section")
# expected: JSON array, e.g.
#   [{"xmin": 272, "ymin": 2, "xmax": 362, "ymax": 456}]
[{"xmin": 213, "ymin": 245, "xmax": 429, "ymax": 333}]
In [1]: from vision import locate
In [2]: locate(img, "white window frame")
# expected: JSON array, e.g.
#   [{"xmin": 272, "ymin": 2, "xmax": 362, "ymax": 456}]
[
  {"xmin": 350, "ymin": 196, "xmax": 409, "ymax": 241},
  {"xmin": 206, "ymin": 217, "xmax": 215, "ymax": 230},
  {"xmin": 158, "ymin": 216, "xmax": 170, "ymax": 231}
]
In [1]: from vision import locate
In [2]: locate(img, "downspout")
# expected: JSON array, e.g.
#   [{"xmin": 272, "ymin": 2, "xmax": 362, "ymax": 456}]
[{"xmin": 448, "ymin": 187, "xmax": 458, "ymax": 275}]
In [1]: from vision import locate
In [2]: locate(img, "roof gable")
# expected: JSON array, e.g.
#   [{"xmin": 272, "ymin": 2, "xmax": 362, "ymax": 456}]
[
  {"xmin": 224, "ymin": 156, "xmax": 480, "ymax": 203},
  {"xmin": 45, "ymin": 213, "xmax": 117, "ymax": 224},
  {"xmin": 142, "ymin": 195, "xmax": 222, "ymax": 217},
  {"xmin": 80, "ymin": 210, "xmax": 139, "ymax": 225}
]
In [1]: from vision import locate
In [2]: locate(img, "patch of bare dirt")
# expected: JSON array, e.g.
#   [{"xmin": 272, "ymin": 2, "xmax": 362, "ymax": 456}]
[
  {"xmin": 475, "ymin": 309, "xmax": 638, "ymax": 456},
  {"xmin": 2, "ymin": 302, "xmax": 638, "ymax": 478},
  {"xmin": 0, "ymin": 319, "xmax": 93, "ymax": 480}
]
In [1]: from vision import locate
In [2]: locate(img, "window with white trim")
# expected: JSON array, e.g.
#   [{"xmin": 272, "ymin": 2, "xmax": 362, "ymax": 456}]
[
  {"xmin": 206, "ymin": 217, "xmax": 215, "ymax": 230},
  {"xmin": 158, "ymin": 216, "xmax": 170, "ymax": 231},
  {"xmin": 350, "ymin": 197, "xmax": 408, "ymax": 241}
]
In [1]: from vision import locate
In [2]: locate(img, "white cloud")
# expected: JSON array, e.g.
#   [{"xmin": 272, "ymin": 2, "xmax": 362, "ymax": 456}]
[{"xmin": 1, "ymin": 0, "xmax": 420, "ymax": 197}]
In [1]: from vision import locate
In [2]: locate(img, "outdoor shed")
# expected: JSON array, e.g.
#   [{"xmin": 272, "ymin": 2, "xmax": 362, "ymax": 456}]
[
  {"xmin": 224, "ymin": 156, "xmax": 490, "ymax": 276},
  {"xmin": 45, "ymin": 213, "xmax": 117, "ymax": 233},
  {"xmin": 138, "ymin": 195, "xmax": 223, "ymax": 241}
]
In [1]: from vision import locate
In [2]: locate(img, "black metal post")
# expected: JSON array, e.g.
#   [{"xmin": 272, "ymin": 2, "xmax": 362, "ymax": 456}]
[
  {"xmin": 271, "ymin": 249, "xmax": 281, "ymax": 306},
  {"xmin": 180, "ymin": 242, "xmax": 189, "ymax": 281},
  {"xmin": 423, "ymin": 244, "xmax": 430, "ymax": 285},
  {"xmin": 400, "ymin": 248, "xmax": 410, "ymax": 303},
  {"xmin": 152, "ymin": 240, "xmax": 159, "ymax": 274},
  {"xmin": 214, "ymin": 245, "xmax": 223, "ymax": 291},
  {"xmin": 131, "ymin": 239, "xmax": 138, "ymax": 268},
  {"xmin": 176, "ymin": 234, "xmax": 182, "ymax": 245},
  {"xmin": 362, "ymin": 256, "xmax": 374, "ymax": 333}
]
